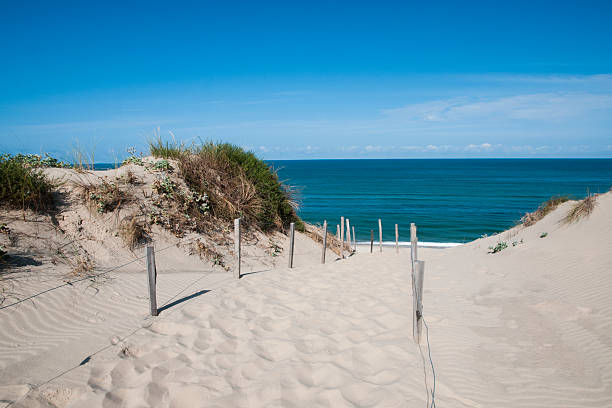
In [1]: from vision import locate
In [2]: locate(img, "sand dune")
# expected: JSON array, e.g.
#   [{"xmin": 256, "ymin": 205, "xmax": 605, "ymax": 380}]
[{"xmin": 2, "ymin": 193, "xmax": 612, "ymax": 407}]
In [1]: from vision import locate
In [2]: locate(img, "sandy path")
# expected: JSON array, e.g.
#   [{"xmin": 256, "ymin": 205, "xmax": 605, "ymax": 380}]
[
  {"xmin": 15, "ymin": 252, "xmax": 426, "ymax": 407},
  {"xmin": 0, "ymin": 229, "xmax": 336, "ymax": 407},
  {"xmin": 3, "ymin": 193, "xmax": 612, "ymax": 407}
]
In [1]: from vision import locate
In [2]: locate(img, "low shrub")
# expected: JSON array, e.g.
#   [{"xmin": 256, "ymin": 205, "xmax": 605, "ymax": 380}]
[
  {"xmin": 488, "ymin": 241, "xmax": 508, "ymax": 254},
  {"xmin": 121, "ymin": 147, "xmax": 144, "ymax": 166},
  {"xmin": 83, "ymin": 180, "xmax": 127, "ymax": 214},
  {"xmin": 152, "ymin": 160, "xmax": 171, "ymax": 171},
  {"xmin": 0, "ymin": 154, "xmax": 55, "ymax": 211},
  {"xmin": 149, "ymin": 175, "xmax": 210, "ymax": 237},
  {"xmin": 178, "ymin": 142, "xmax": 303, "ymax": 232},
  {"xmin": 11, "ymin": 153, "xmax": 70, "ymax": 168},
  {"xmin": 152, "ymin": 176, "xmax": 177, "ymax": 198}
]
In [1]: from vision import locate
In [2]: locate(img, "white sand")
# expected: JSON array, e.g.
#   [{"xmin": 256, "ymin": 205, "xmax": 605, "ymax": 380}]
[{"xmin": 2, "ymin": 192, "xmax": 612, "ymax": 407}]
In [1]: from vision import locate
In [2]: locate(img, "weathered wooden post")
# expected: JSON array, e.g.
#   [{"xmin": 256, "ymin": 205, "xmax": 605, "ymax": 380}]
[
  {"xmin": 395, "ymin": 223, "xmax": 399, "ymax": 253},
  {"xmin": 146, "ymin": 246, "xmax": 158, "ymax": 316},
  {"xmin": 346, "ymin": 218, "xmax": 351, "ymax": 254},
  {"xmin": 413, "ymin": 260, "xmax": 425, "ymax": 343},
  {"xmin": 378, "ymin": 219, "xmax": 383, "ymax": 253},
  {"xmin": 288, "ymin": 222, "xmax": 295, "ymax": 268},
  {"xmin": 410, "ymin": 222, "xmax": 418, "ymax": 267},
  {"xmin": 321, "ymin": 220, "xmax": 327, "ymax": 264},
  {"xmin": 352, "ymin": 226, "xmax": 356, "ymax": 252},
  {"xmin": 340, "ymin": 217, "xmax": 345, "ymax": 259},
  {"xmin": 234, "ymin": 218, "xmax": 241, "ymax": 279},
  {"xmin": 336, "ymin": 224, "xmax": 340, "ymax": 240},
  {"xmin": 370, "ymin": 229, "xmax": 374, "ymax": 253}
]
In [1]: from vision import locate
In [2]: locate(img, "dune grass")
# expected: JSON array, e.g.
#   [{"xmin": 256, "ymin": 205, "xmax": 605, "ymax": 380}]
[
  {"xmin": 119, "ymin": 216, "xmax": 149, "ymax": 250},
  {"xmin": 521, "ymin": 195, "xmax": 571, "ymax": 226},
  {"xmin": 148, "ymin": 136, "xmax": 188, "ymax": 160},
  {"xmin": 562, "ymin": 195, "xmax": 597, "ymax": 224},
  {"xmin": 81, "ymin": 180, "xmax": 128, "ymax": 214},
  {"xmin": 148, "ymin": 138, "xmax": 304, "ymax": 233},
  {"xmin": 0, "ymin": 154, "xmax": 55, "ymax": 212}
]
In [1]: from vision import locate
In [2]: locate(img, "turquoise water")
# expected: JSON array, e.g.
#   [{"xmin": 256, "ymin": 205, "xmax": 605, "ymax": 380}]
[{"xmin": 269, "ymin": 159, "xmax": 612, "ymax": 244}]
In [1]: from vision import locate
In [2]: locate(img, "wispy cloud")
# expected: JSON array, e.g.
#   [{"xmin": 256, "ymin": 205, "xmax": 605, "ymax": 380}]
[
  {"xmin": 3, "ymin": 73, "xmax": 612, "ymax": 160},
  {"xmin": 383, "ymin": 92, "xmax": 612, "ymax": 122},
  {"xmin": 466, "ymin": 73, "xmax": 612, "ymax": 85}
]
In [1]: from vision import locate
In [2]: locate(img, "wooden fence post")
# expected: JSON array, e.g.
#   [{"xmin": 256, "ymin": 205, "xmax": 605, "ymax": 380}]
[
  {"xmin": 340, "ymin": 217, "xmax": 345, "ymax": 259},
  {"xmin": 288, "ymin": 222, "xmax": 295, "ymax": 268},
  {"xmin": 413, "ymin": 260, "xmax": 425, "ymax": 343},
  {"xmin": 146, "ymin": 246, "xmax": 158, "ymax": 316},
  {"xmin": 337, "ymin": 224, "xmax": 340, "ymax": 240},
  {"xmin": 352, "ymin": 226, "xmax": 356, "ymax": 252},
  {"xmin": 378, "ymin": 219, "xmax": 383, "ymax": 253},
  {"xmin": 395, "ymin": 223, "xmax": 399, "ymax": 253},
  {"xmin": 410, "ymin": 222, "xmax": 418, "ymax": 268},
  {"xmin": 346, "ymin": 218, "xmax": 351, "ymax": 254},
  {"xmin": 321, "ymin": 220, "xmax": 327, "ymax": 264},
  {"xmin": 234, "ymin": 218, "xmax": 241, "ymax": 279},
  {"xmin": 370, "ymin": 229, "xmax": 374, "ymax": 253}
]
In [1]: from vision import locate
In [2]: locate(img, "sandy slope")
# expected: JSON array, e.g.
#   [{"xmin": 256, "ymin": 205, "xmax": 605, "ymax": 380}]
[{"xmin": 3, "ymin": 193, "xmax": 612, "ymax": 407}]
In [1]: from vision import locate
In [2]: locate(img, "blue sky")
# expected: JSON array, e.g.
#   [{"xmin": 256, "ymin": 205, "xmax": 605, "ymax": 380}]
[{"xmin": 1, "ymin": 1, "xmax": 611, "ymax": 160}]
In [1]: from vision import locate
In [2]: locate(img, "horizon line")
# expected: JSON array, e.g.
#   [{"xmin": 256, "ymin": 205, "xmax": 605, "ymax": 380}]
[{"xmin": 81, "ymin": 156, "xmax": 612, "ymax": 164}]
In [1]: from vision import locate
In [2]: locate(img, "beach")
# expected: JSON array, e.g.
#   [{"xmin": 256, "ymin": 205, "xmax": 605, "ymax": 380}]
[
  {"xmin": 1, "ymin": 170, "xmax": 611, "ymax": 406},
  {"xmin": 3, "ymin": 2, "xmax": 611, "ymax": 406}
]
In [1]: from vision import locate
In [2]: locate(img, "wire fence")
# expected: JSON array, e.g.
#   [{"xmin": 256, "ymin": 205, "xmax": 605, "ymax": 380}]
[
  {"xmin": 2, "ymin": 217, "xmax": 438, "ymax": 407},
  {"xmin": 0, "ymin": 235, "xmax": 203, "ymax": 310}
]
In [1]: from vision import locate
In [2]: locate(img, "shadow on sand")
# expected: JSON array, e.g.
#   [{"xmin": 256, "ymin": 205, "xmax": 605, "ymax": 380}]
[{"xmin": 158, "ymin": 289, "xmax": 210, "ymax": 313}]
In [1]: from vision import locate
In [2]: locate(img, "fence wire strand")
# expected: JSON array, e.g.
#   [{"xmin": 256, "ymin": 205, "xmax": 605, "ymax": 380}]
[
  {"xmin": 0, "ymin": 235, "xmax": 202, "ymax": 311},
  {"xmin": 3, "ymin": 221, "xmax": 372, "ymax": 407},
  {"xmin": 422, "ymin": 316, "xmax": 437, "ymax": 408},
  {"xmin": 5, "ymin": 250, "xmax": 227, "ymax": 408}
]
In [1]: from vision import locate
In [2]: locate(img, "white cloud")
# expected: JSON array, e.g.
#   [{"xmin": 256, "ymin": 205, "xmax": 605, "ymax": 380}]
[
  {"xmin": 464, "ymin": 143, "xmax": 497, "ymax": 152},
  {"xmin": 364, "ymin": 145, "xmax": 385, "ymax": 152}
]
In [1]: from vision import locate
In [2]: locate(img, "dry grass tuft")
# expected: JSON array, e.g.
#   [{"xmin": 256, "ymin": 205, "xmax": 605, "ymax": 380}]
[
  {"xmin": 521, "ymin": 196, "xmax": 570, "ymax": 226},
  {"xmin": 121, "ymin": 169, "xmax": 138, "ymax": 185},
  {"xmin": 119, "ymin": 216, "xmax": 149, "ymax": 250},
  {"xmin": 81, "ymin": 179, "xmax": 128, "ymax": 214},
  {"xmin": 67, "ymin": 255, "xmax": 94, "ymax": 276},
  {"xmin": 149, "ymin": 175, "xmax": 212, "ymax": 237},
  {"xmin": 306, "ymin": 224, "xmax": 351, "ymax": 257},
  {"xmin": 562, "ymin": 195, "xmax": 597, "ymax": 224},
  {"xmin": 148, "ymin": 139, "xmax": 304, "ymax": 233},
  {"xmin": 191, "ymin": 239, "xmax": 226, "ymax": 268},
  {"xmin": 179, "ymin": 152, "xmax": 262, "ymax": 226}
]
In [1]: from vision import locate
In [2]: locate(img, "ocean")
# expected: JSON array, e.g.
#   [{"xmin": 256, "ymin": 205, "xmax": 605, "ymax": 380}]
[{"xmin": 269, "ymin": 159, "xmax": 612, "ymax": 245}]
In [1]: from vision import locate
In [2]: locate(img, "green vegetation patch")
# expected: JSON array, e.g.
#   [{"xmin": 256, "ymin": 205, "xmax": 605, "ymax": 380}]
[
  {"xmin": 148, "ymin": 137, "xmax": 188, "ymax": 160},
  {"xmin": 11, "ymin": 153, "xmax": 71, "ymax": 168},
  {"xmin": 488, "ymin": 241, "xmax": 508, "ymax": 254},
  {"xmin": 149, "ymin": 139, "xmax": 303, "ymax": 233},
  {"xmin": 0, "ymin": 154, "xmax": 55, "ymax": 211},
  {"xmin": 83, "ymin": 180, "xmax": 127, "ymax": 214}
]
